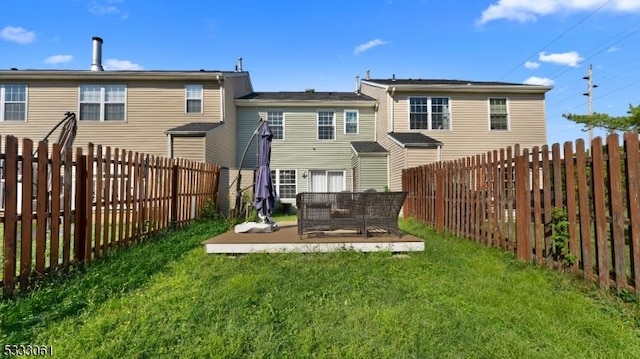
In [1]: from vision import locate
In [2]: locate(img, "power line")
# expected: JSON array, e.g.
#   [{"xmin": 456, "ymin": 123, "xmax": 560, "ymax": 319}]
[{"xmin": 498, "ymin": 0, "xmax": 613, "ymax": 80}]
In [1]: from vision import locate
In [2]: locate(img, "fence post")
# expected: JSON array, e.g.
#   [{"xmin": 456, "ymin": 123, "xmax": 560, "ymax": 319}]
[
  {"xmin": 74, "ymin": 148, "xmax": 87, "ymax": 263},
  {"xmin": 435, "ymin": 165, "xmax": 445, "ymax": 232},
  {"xmin": 515, "ymin": 152, "xmax": 531, "ymax": 261},
  {"xmin": 171, "ymin": 160, "xmax": 179, "ymax": 224}
]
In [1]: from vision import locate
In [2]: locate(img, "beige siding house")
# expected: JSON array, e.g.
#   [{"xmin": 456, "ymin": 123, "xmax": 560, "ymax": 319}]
[
  {"xmin": 360, "ymin": 78, "xmax": 552, "ymax": 191},
  {"xmin": 234, "ymin": 91, "xmax": 385, "ymax": 204},
  {"xmin": 1, "ymin": 37, "xmax": 553, "ymax": 213}
]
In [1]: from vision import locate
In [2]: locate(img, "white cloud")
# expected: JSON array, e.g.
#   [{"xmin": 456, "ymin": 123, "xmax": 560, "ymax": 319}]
[
  {"xmin": 477, "ymin": 0, "xmax": 640, "ymax": 25},
  {"xmin": 104, "ymin": 59, "xmax": 143, "ymax": 70},
  {"xmin": 0, "ymin": 26, "xmax": 36, "ymax": 44},
  {"xmin": 607, "ymin": 46, "xmax": 620, "ymax": 53},
  {"xmin": 353, "ymin": 39, "xmax": 389, "ymax": 55},
  {"xmin": 44, "ymin": 54, "xmax": 73, "ymax": 64},
  {"xmin": 524, "ymin": 76, "xmax": 554, "ymax": 86},
  {"xmin": 89, "ymin": 0, "xmax": 128, "ymax": 18},
  {"xmin": 538, "ymin": 51, "xmax": 583, "ymax": 67},
  {"xmin": 524, "ymin": 60, "xmax": 540, "ymax": 69}
]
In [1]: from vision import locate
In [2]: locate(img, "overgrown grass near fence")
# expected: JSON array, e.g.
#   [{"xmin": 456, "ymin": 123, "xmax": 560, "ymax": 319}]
[
  {"xmin": 1, "ymin": 218, "xmax": 639, "ymax": 358},
  {"xmin": 403, "ymin": 132, "xmax": 640, "ymax": 295}
]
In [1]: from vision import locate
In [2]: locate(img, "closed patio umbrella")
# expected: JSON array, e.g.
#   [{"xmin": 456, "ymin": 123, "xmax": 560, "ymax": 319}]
[{"xmin": 254, "ymin": 121, "xmax": 275, "ymax": 223}]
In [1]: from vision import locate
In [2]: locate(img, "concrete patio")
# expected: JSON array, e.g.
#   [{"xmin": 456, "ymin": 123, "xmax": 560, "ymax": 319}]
[{"xmin": 202, "ymin": 221, "xmax": 425, "ymax": 254}]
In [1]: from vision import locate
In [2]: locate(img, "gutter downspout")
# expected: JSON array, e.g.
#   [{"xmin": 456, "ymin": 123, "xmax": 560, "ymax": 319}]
[
  {"xmin": 217, "ymin": 75, "xmax": 225, "ymax": 122},
  {"xmin": 389, "ymin": 87, "xmax": 396, "ymax": 133},
  {"xmin": 374, "ymin": 102, "xmax": 379, "ymax": 142},
  {"xmin": 437, "ymin": 145, "xmax": 442, "ymax": 162},
  {"xmin": 168, "ymin": 134, "xmax": 173, "ymax": 158}
]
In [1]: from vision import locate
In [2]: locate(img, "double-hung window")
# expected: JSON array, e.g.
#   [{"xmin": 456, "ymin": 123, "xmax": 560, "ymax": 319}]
[
  {"xmin": 79, "ymin": 84, "xmax": 126, "ymax": 121},
  {"xmin": 271, "ymin": 169, "xmax": 296, "ymax": 199},
  {"xmin": 1, "ymin": 84, "xmax": 27, "ymax": 122},
  {"xmin": 409, "ymin": 96, "xmax": 450, "ymax": 130},
  {"xmin": 267, "ymin": 111, "xmax": 284, "ymax": 140},
  {"xmin": 185, "ymin": 85, "xmax": 203, "ymax": 113},
  {"xmin": 317, "ymin": 111, "xmax": 335, "ymax": 140},
  {"xmin": 489, "ymin": 98, "xmax": 509, "ymax": 130},
  {"xmin": 344, "ymin": 110, "xmax": 358, "ymax": 134}
]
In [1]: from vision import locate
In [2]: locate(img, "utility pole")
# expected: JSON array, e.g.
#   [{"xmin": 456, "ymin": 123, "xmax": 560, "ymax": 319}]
[{"xmin": 583, "ymin": 64, "xmax": 598, "ymax": 143}]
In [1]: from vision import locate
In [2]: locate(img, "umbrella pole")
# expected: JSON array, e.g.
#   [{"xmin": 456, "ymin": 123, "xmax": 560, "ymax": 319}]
[{"xmin": 232, "ymin": 118, "xmax": 265, "ymax": 215}]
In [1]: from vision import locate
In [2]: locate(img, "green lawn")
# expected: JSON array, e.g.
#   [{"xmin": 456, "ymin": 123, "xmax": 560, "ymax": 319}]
[{"xmin": 1, "ymin": 218, "xmax": 639, "ymax": 358}]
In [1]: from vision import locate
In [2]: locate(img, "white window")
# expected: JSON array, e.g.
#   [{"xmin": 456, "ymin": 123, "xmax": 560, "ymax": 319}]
[
  {"xmin": 1, "ymin": 84, "xmax": 27, "ymax": 122},
  {"xmin": 409, "ymin": 96, "xmax": 450, "ymax": 130},
  {"xmin": 267, "ymin": 111, "xmax": 284, "ymax": 140},
  {"xmin": 308, "ymin": 170, "xmax": 345, "ymax": 192},
  {"xmin": 271, "ymin": 169, "xmax": 297, "ymax": 199},
  {"xmin": 344, "ymin": 110, "xmax": 358, "ymax": 134},
  {"xmin": 79, "ymin": 85, "xmax": 126, "ymax": 121},
  {"xmin": 317, "ymin": 111, "xmax": 335, "ymax": 140},
  {"xmin": 185, "ymin": 85, "xmax": 203, "ymax": 113},
  {"xmin": 489, "ymin": 98, "xmax": 509, "ymax": 130}
]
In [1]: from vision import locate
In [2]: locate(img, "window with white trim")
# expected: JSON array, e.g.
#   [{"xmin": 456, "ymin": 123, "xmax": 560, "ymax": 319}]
[
  {"xmin": 344, "ymin": 110, "xmax": 358, "ymax": 134},
  {"xmin": 409, "ymin": 96, "xmax": 450, "ymax": 130},
  {"xmin": 185, "ymin": 85, "xmax": 203, "ymax": 113},
  {"xmin": 79, "ymin": 84, "xmax": 126, "ymax": 121},
  {"xmin": 489, "ymin": 98, "xmax": 509, "ymax": 130},
  {"xmin": 271, "ymin": 169, "xmax": 297, "ymax": 199},
  {"xmin": 1, "ymin": 84, "xmax": 27, "ymax": 122},
  {"xmin": 267, "ymin": 111, "xmax": 284, "ymax": 140},
  {"xmin": 317, "ymin": 111, "xmax": 335, "ymax": 140}
]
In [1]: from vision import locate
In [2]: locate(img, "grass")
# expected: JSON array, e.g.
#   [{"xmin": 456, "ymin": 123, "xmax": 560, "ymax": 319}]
[{"xmin": 1, "ymin": 217, "xmax": 639, "ymax": 358}]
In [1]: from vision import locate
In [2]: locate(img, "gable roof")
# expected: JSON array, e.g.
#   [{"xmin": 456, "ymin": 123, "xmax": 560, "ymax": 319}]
[
  {"xmin": 362, "ymin": 78, "xmax": 552, "ymax": 93},
  {"xmin": 235, "ymin": 91, "xmax": 376, "ymax": 107},
  {"xmin": 0, "ymin": 69, "xmax": 247, "ymax": 81},
  {"xmin": 165, "ymin": 122, "xmax": 223, "ymax": 136},
  {"xmin": 351, "ymin": 141, "xmax": 388, "ymax": 155},
  {"xmin": 366, "ymin": 79, "xmax": 527, "ymax": 86},
  {"xmin": 387, "ymin": 132, "xmax": 443, "ymax": 148}
]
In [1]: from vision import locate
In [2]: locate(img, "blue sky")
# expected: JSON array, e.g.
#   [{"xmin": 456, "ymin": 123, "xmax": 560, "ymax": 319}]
[{"xmin": 1, "ymin": 0, "xmax": 640, "ymax": 147}]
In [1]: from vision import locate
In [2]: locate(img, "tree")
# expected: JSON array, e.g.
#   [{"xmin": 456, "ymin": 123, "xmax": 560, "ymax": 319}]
[{"xmin": 563, "ymin": 103, "xmax": 640, "ymax": 133}]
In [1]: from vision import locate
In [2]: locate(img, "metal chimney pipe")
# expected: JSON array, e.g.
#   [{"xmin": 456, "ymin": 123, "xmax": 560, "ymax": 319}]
[
  {"xmin": 355, "ymin": 75, "xmax": 360, "ymax": 93},
  {"xmin": 91, "ymin": 36, "xmax": 104, "ymax": 71},
  {"xmin": 236, "ymin": 57, "xmax": 243, "ymax": 72},
  {"xmin": 365, "ymin": 69, "xmax": 370, "ymax": 80}
]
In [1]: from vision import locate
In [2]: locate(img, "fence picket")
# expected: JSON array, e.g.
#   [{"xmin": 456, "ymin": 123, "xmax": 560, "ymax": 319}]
[
  {"xmin": 624, "ymin": 132, "xmax": 640, "ymax": 292},
  {"xmin": 50, "ymin": 144, "xmax": 62, "ymax": 270},
  {"xmin": 563, "ymin": 141, "xmax": 579, "ymax": 273},
  {"xmin": 3, "ymin": 136, "xmax": 18, "ymax": 296},
  {"xmin": 591, "ymin": 137, "xmax": 610, "ymax": 288},
  {"xmin": 607, "ymin": 134, "xmax": 627, "ymax": 290},
  {"xmin": 20, "ymin": 139, "xmax": 34, "ymax": 290},
  {"xmin": 575, "ymin": 139, "xmax": 594, "ymax": 281},
  {"xmin": 35, "ymin": 141, "xmax": 48, "ymax": 275}
]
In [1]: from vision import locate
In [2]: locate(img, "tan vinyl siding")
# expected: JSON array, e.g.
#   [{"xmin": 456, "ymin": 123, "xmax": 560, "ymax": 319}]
[
  {"xmin": 406, "ymin": 148, "xmax": 439, "ymax": 168},
  {"xmin": 0, "ymin": 79, "xmax": 225, "ymax": 157},
  {"xmin": 388, "ymin": 142, "xmax": 405, "ymax": 192},
  {"xmin": 204, "ymin": 75, "xmax": 252, "ymax": 167},
  {"xmin": 357, "ymin": 156, "xmax": 388, "ymax": 192},
  {"xmin": 392, "ymin": 93, "xmax": 546, "ymax": 161},
  {"xmin": 173, "ymin": 137, "xmax": 204, "ymax": 162},
  {"xmin": 360, "ymin": 83, "xmax": 388, "ymax": 142}
]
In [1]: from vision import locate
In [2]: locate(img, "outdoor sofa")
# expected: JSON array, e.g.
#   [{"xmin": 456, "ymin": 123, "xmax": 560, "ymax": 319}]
[{"xmin": 296, "ymin": 191, "xmax": 408, "ymax": 239}]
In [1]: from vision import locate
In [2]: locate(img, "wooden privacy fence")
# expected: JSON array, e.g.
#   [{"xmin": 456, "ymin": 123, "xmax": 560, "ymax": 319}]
[
  {"xmin": 402, "ymin": 132, "xmax": 640, "ymax": 294},
  {"xmin": 1, "ymin": 135, "xmax": 220, "ymax": 297}
]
